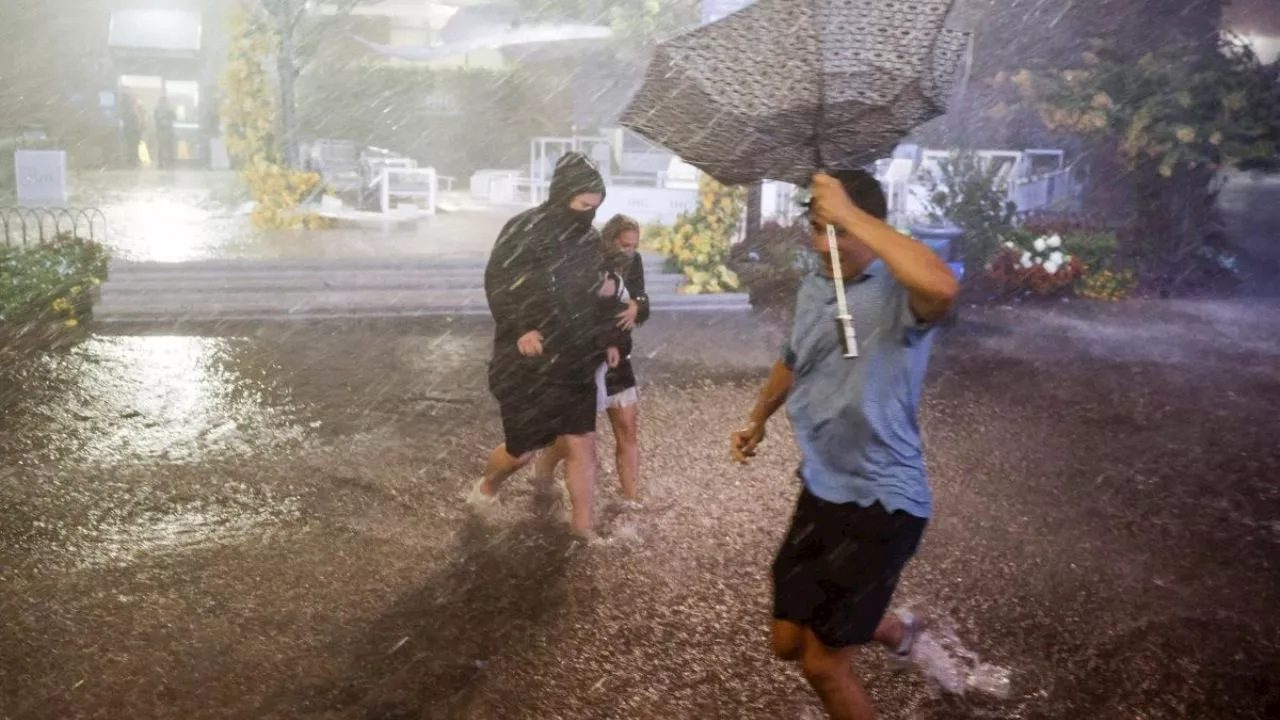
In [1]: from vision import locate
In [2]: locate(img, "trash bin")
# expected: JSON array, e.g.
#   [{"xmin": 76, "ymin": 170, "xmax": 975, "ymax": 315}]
[{"xmin": 910, "ymin": 222, "xmax": 966, "ymax": 282}]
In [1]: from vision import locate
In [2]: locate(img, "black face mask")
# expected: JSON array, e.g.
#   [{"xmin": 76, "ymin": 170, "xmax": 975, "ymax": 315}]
[
  {"xmin": 561, "ymin": 206, "xmax": 596, "ymax": 226},
  {"xmin": 604, "ymin": 248, "xmax": 630, "ymax": 272}
]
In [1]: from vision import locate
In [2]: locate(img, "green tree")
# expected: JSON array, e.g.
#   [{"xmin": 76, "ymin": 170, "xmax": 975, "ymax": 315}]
[
  {"xmin": 1013, "ymin": 35, "xmax": 1280, "ymax": 288},
  {"xmin": 923, "ymin": 152, "xmax": 1020, "ymax": 280}
]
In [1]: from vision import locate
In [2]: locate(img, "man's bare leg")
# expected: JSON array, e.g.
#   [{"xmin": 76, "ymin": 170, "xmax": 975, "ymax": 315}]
[
  {"xmin": 606, "ymin": 403, "xmax": 640, "ymax": 500},
  {"xmin": 770, "ymin": 620, "xmax": 874, "ymax": 720},
  {"xmin": 799, "ymin": 627, "xmax": 875, "ymax": 720},
  {"xmin": 479, "ymin": 443, "xmax": 534, "ymax": 497},
  {"xmin": 771, "ymin": 619, "xmax": 806, "ymax": 662},
  {"xmin": 871, "ymin": 614, "xmax": 908, "ymax": 652},
  {"xmin": 561, "ymin": 432, "xmax": 598, "ymax": 535},
  {"xmin": 772, "ymin": 618, "xmax": 912, "ymax": 720}
]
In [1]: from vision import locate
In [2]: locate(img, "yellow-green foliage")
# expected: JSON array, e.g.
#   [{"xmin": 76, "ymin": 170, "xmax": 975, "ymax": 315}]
[
  {"xmin": 1077, "ymin": 268, "xmax": 1138, "ymax": 300},
  {"xmin": 220, "ymin": 5, "xmax": 332, "ymax": 230},
  {"xmin": 1004, "ymin": 35, "xmax": 1279, "ymax": 178},
  {"xmin": 645, "ymin": 175, "xmax": 744, "ymax": 294}
]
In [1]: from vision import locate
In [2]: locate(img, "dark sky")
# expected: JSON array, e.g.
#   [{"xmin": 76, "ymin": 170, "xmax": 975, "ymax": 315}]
[{"xmin": 1226, "ymin": 0, "xmax": 1280, "ymax": 34}]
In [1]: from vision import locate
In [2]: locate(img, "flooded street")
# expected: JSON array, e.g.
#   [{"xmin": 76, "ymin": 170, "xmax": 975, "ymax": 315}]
[
  {"xmin": 3, "ymin": 303, "xmax": 1278, "ymax": 719},
  {"xmin": 4, "ymin": 0, "xmax": 1279, "ymax": 717}
]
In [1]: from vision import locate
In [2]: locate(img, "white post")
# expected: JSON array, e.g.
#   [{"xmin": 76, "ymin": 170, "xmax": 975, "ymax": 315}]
[
  {"xmin": 380, "ymin": 166, "xmax": 390, "ymax": 215},
  {"xmin": 426, "ymin": 167, "xmax": 438, "ymax": 216}
]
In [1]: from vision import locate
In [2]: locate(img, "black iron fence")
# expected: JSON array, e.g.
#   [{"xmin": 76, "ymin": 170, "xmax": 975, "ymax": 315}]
[{"xmin": 0, "ymin": 207, "xmax": 108, "ymax": 246}]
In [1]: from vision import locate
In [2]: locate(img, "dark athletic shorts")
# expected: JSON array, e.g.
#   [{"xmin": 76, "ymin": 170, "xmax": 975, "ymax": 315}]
[
  {"xmin": 492, "ymin": 379, "xmax": 598, "ymax": 457},
  {"xmin": 772, "ymin": 484, "xmax": 928, "ymax": 649}
]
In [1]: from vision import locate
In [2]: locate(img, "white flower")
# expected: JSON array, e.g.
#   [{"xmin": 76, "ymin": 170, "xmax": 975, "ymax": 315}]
[
  {"xmin": 1048, "ymin": 234, "xmax": 1063, "ymax": 248},
  {"xmin": 1019, "ymin": 252, "xmax": 1033, "ymax": 269},
  {"xmin": 1003, "ymin": 241, "xmax": 1016, "ymax": 250},
  {"xmin": 1033, "ymin": 237, "xmax": 1048, "ymax": 252},
  {"xmin": 1044, "ymin": 260, "xmax": 1061, "ymax": 275},
  {"xmin": 1049, "ymin": 250, "xmax": 1065, "ymax": 265}
]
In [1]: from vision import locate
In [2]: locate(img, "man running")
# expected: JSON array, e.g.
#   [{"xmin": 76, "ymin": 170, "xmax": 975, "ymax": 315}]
[
  {"xmin": 731, "ymin": 170, "xmax": 959, "ymax": 720},
  {"xmin": 471, "ymin": 152, "xmax": 621, "ymax": 539}
]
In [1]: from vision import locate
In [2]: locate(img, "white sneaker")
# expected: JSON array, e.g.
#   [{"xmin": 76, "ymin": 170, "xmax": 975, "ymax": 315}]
[
  {"xmin": 465, "ymin": 478, "xmax": 499, "ymax": 513},
  {"xmin": 890, "ymin": 609, "xmax": 967, "ymax": 695}
]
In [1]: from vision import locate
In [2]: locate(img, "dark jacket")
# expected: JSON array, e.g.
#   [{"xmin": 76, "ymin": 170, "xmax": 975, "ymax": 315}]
[
  {"xmin": 602, "ymin": 254, "xmax": 650, "ymax": 395},
  {"xmin": 606, "ymin": 254, "xmax": 650, "ymax": 360},
  {"xmin": 485, "ymin": 152, "xmax": 621, "ymax": 391}
]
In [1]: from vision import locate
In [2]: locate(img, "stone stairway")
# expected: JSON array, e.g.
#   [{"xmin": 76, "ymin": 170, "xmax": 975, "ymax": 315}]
[{"xmin": 95, "ymin": 256, "xmax": 750, "ymax": 323}]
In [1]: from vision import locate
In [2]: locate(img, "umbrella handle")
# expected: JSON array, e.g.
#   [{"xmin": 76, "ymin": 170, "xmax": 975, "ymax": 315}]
[{"xmin": 827, "ymin": 225, "xmax": 859, "ymax": 358}]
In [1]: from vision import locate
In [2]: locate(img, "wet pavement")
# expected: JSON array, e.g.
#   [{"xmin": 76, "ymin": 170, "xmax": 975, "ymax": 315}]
[
  {"xmin": 2, "ymin": 300, "xmax": 1279, "ymax": 719},
  {"xmin": 60, "ymin": 170, "xmax": 510, "ymax": 263}
]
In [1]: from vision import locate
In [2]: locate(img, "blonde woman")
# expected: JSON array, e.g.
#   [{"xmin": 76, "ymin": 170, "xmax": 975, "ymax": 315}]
[{"xmin": 535, "ymin": 214, "xmax": 648, "ymax": 506}]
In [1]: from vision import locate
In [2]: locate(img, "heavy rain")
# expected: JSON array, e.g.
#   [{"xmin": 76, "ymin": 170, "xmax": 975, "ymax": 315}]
[{"xmin": 1, "ymin": 1, "xmax": 1278, "ymax": 719}]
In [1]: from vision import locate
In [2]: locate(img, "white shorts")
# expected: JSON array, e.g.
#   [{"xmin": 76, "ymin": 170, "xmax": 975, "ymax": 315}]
[{"xmin": 595, "ymin": 362, "xmax": 639, "ymax": 413}]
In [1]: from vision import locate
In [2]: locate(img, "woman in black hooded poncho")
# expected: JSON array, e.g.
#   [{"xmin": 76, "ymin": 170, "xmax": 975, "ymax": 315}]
[{"xmin": 469, "ymin": 152, "xmax": 623, "ymax": 538}]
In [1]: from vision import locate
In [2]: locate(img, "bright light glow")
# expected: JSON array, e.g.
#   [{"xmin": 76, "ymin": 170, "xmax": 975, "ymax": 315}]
[
  {"xmin": 1246, "ymin": 34, "xmax": 1280, "ymax": 63},
  {"xmin": 119, "ymin": 75, "xmax": 164, "ymax": 91},
  {"xmin": 110, "ymin": 196, "xmax": 216, "ymax": 263},
  {"xmin": 109, "ymin": 10, "xmax": 202, "ymax": 52}
]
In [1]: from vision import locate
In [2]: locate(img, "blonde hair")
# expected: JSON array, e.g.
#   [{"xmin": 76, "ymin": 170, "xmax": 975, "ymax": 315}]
[{"xmin": 601, "ymin": 214, "xmax": 641, "ymax": 249}]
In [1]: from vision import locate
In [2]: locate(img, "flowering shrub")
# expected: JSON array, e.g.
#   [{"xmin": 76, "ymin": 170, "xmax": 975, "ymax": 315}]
[
  {"xmin": 0, "ymin": 234, "xmax": 109, "ymax": 330},
  {"xmin": 645, "ymin": 174, "xmax": 743, "ymax": 294},
  {"xmin": 987, "ymin": 229, "xmax": 1083, "ymax": 295},
  {"xmin": 242, "ymin": 160, "xmax": 330, "ymax": 230}
]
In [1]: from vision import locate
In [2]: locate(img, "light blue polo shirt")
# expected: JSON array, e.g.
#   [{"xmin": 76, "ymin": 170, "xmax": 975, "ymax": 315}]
[{"xmin": 781, "ymin": 262, "xmax": 939, "ymax": 519}]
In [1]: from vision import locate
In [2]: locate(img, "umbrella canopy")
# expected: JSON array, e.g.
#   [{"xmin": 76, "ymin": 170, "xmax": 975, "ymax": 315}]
[{"xmin": 620, "ymin": 0, "xmax": 970, "ymax": 186}]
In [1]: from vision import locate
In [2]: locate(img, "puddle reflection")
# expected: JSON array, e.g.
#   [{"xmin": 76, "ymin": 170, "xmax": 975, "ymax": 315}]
[
  {"xmin": 78, "ymin": 495, "xmax": 303, "ymax": 568},
  {"xmin": 2, "ymin": 335, "xmax": 310, "ymax": 466}
]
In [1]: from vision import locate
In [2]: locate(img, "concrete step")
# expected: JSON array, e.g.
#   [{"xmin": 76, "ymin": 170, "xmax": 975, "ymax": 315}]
[
  {"xmin": 95, "ymin": 289, "xmax": 749, "ymax": 322},
  {"xmin": 108, "ymin": 258, "xmax": 489, "ymax": 274},
  {"xmin": 100, "ymin": 271, "xmax": 686, "ymax": 294},
  {"xmin": 93, "ymin": 253, "xmax": 749, "ymax": 322},
  {"xmin": 97, "ymin": 287, "xmax": 746, "ymax": 310},
  {"xmin": 107, "ymin": 251, "xmax": 671, "ymax": 275}
]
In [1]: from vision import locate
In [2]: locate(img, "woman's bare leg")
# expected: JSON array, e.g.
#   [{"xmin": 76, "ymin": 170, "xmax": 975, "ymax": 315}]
[
  {"xmin": 532, "ymin": 436, "xmax": 567, "ymax": 483},
  {"xmin": 606, "ymin": 402, "xmax": 640, "ymax": 501},
  {"xmin": 561, "ymin": 433, "xmax": 598, "ymax": 535}
]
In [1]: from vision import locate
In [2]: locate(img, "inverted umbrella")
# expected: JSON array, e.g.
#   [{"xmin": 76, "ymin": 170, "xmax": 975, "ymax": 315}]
[
  {"xmin": 621, "ymin": 0, "xmax": 970, "ymax": 187},
  {"xmin": 621, "ymin": 0, "xmax": 969, "ymax": 356}
]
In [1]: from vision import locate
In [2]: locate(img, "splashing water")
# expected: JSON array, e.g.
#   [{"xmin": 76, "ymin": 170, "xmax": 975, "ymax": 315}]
[{"xmin": 909, "ymin": 612, "xmax": 1013, "ymax": 699}]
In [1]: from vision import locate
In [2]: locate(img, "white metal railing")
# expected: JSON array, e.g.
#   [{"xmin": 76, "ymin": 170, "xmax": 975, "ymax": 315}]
[
  {"xmin": 373, "ymin": 166, "xmax": 438, "ymax": 216},
  {"xmin": 1010, "ymin": 167, "xmax": 1079, "ymax": 212},
  {"xmin": 877, "ymin": 148, "xmax": 1083, "ymax": 225}
]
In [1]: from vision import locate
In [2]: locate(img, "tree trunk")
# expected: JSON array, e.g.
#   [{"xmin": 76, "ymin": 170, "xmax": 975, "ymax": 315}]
[
  {"xmin": 745, "ymin": 181, "xmax": 762, "ymax": 243},
  {"xmin": 1082, "ymin": 139, "xmax": 1135, "ymax": 223},
  {"xmin": 276, "ymin": 36, "xmax": 300, "ymax": 169},
  {"xmin": 1132, "ymin": 162, "xmax": 1227, "ymax": 292}
]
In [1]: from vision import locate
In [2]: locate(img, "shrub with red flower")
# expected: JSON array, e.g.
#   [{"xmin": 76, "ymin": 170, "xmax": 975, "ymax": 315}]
[{"xmin": 987, "ymin": 228, "xmax": 1084, "ymax": 296}]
